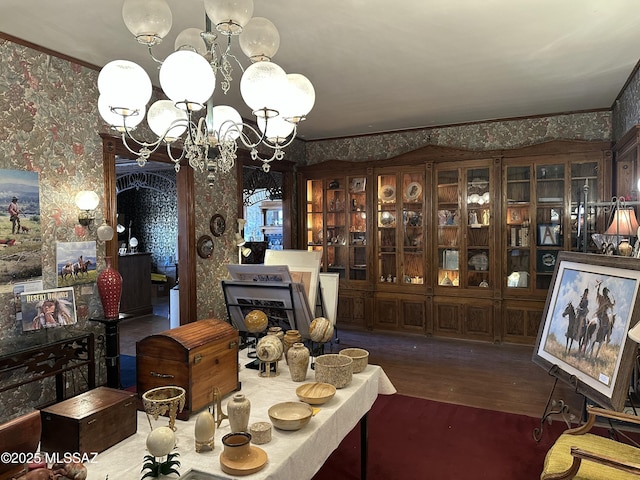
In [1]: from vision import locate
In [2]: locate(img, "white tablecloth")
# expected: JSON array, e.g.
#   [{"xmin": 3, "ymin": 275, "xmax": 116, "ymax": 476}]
[{"xmin": 86, "ymin": 350, "xmax": 396, "ymax": 479}]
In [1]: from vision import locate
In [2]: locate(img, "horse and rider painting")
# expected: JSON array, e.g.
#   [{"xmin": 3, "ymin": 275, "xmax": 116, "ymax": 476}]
[
  {"xmin": 534, "ymin": 253, "xmax": 640, "ymax": 410},
  {"xmin": 56, "ymin": 241, "xmax": 97, "ymax": 287}
]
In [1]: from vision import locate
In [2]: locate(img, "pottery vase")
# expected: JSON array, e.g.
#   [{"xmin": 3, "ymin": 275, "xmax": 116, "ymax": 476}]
[
  {"xmin": 283, "ymin": 329, "xmax": 302, "ymax": 364},
  {"xmin": 227, "ymin": 394, "xmax": 251, "ymax": 433},
  {"xmin": 97, "ymin": 256, "xmax": 122, "ymax": 319},
  {"xmin": 287, "ymin": 342, "xmax": 310, "ymax": 382}
]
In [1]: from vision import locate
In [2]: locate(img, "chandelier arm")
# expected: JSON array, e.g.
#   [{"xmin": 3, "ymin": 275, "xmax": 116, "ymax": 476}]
[{"xmin": 147, "ymin": 45, "xmax": 164, "ymax": 65}]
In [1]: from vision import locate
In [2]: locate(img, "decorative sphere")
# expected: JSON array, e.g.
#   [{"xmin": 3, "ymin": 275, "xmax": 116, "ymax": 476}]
[
  {"xmin": 245, "ymin": 309, "xmax": 268, "ymax": 333},
  {"xmin": 240, "ymin": 61, "xmax": 288, "ymax": 114},
  {"xmin": 256, "ymin": 335, "xmax": 283, "ymax": 362},
  {"xmin": 209, "ymin": 105, "xmax": 243, "ymax": 143},
  {"xmin": 146, "ymin": 426, "xmax": 176, "ymax": 457},
  {"xmin": 309, "ymin": 317, "xmax": 334, "ymax": 343}
]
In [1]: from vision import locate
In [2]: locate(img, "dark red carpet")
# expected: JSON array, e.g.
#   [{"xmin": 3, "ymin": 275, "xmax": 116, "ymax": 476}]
[{"xmin": 312, "ymin": 393, "xmax": 568, "ymax": 480}]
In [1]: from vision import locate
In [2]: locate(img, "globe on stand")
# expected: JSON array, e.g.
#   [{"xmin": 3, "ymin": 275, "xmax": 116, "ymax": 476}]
[{"xmin": 245, "ymin": 310, "xmax": 268, "ymax": 360}]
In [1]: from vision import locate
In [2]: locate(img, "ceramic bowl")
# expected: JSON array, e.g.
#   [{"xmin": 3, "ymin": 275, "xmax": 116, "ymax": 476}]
[
  {"xmin": 296, "ymin": 382, "xmax": 337, "ymax": 405},
  {"xmin": 314, "ymin": 354, "xmax": 353, "ymax": 388},
  {"xmin": 268, "ymin": 402, "xmax": 314, "ymax": 431},
  {"xmin": 338, "ymin": 348, "xmax": 369, "ymax": 373}
]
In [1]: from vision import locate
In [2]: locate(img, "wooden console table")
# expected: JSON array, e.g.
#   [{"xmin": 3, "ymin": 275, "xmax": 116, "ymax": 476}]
[{"xmin": 0, "ymin": 333, "xmax": 95, "ymax": 403}]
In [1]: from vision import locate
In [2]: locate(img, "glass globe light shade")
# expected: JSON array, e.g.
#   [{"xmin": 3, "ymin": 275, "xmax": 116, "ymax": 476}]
[
  {"xmin": 159, "ymin": 50, "xmax": 215, "ymax": 111},
  {"xmin": 204, "ymin": 0, "xmax": 254, "ymax": 35},
  {"xmin": 98, "ymin": 95, "xmax": 146, "ymax": 132},
  {"xmin": 280, "ymin": 73, "xmax": 315, "ymax": 123},
  {"xmin": 257, "ymin": 115, "xmax": 295, "ymax": 144},
  {"xmin": 208, "ymin": 105, "xmax": 243, "ymax": 143},
  {"xmin": 174, "ymin": 28, "xmax": 207, "ymax": 55},
  {"xmin": 75, "ymin": 191, "xmax": 100, "ymax": 211},
  {"xmin": 240, "ymin": 61, "xmax": 288, "ymax": 115},
  {"xmin": 122, "ymin": 0, "xmax": 172, "ymax": 46},
  {"xmin": 98, "ymin": 60, "xmax": 152, "ymax": 112},
  {"xmin": 147, "ymin": 100, "xmax": 188, "ymax": 142},
  {"xmin": 239, "ymin": 17, "xmax": 280, "ymax": 62},
  {"xmin": 97, "ymin": 222, "xmax": 115, "ymax": 242}
]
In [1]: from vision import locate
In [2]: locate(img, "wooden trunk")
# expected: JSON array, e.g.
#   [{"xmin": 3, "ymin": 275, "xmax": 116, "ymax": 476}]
[
  {"xmin": 136, "ymin": 318, "xmax": 240, "ymax": 419},
  {"xmin": 40, "ymin": 387, "xmax": 137, "ymax": 455}
]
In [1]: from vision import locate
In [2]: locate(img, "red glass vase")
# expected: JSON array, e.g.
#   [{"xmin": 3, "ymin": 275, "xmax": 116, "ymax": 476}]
[{"xmin": 97, "ymin": 256, "xmax": 122, "ymax": 319}]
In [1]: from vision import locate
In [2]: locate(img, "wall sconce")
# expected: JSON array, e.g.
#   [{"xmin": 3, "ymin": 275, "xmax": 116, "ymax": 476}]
[{"xmin": 75, "ymin": 190, "xmax": 99, "ymax": 227}]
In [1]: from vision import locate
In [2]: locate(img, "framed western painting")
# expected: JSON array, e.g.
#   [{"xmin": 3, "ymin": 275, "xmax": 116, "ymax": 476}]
[{"xmin": 533, "ymin": 251, "xmax": 640, "ymax": 411}]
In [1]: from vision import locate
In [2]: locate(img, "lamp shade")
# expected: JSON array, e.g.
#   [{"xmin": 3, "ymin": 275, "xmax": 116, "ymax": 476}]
[
  {"xmin": 122, "ymin": 0, "xmax": 172, "ymax": 46},
  {"xmin": 98, "ymin": 60, "xmax": 152, "ymax": 112},
  {"xmin": 208, "ymin": 105, "xmax": 243, "ymax": 143},
  {"xmin": 147, "ymin": 100, "xmax": 188, "ymax": 142},
  {"xmin": 240, "ymin": 61, "xmax": 288, "ymax": 115},
  {"xmin": 239, "ymin": 17, "xmax": 280, "ymax": 62},
  {"xmin": 605, "ymin": 207, "xmax": 639, "ymax": 237},
  {"xmin": 174, "ymin": 28, "xmax": 207, "ymax": 55},
  {"xmin": 159, "ymin": 50, "xmax": 216, "ymax": 111},
  {"xmin": 204, "ymin": 0, "xmax": 254, "ymax": 35},
  {"xmin": 257, "ymin": 115, "xmax": 295, "ymax": 144},
  {"xmin": 280, "ymin": 73, "xmax": 315, "ymax": 123},
  {"xmin": 75, "ymin": 191, "xmax": 99, "ymax": 211},
  {"xmin": 98, "ymin": 95, "xmax": 146, "ymax": 132}
]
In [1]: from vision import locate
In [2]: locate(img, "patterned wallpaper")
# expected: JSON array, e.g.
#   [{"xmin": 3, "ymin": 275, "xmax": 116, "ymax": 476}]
[
  {"xmin": 612, "ymin": 65, "xmax": 640, "ymax": 142},
  {"xmin": 305, "ymin": 112, "xmax": 612, "ymax": 164},
  {"xmin": 0, "ymin": 34, "xmax": 622, "ymax": 422}
]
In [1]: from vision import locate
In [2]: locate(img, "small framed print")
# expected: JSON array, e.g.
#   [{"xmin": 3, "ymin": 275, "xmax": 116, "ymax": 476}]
[
  {"xmin": 537, "ymin": 224, "xmax": 561, "ymax": 246},
  {"xmin": 197, "ymin": 235, "xmax": 214, "ymax": 259},
  {"xmin": 536, "ymin": 250, "xmax": 558, "ymax": 273},
  {"xmin": 350, "ymin": 177, "xmax": 366, "ymax": 193},
  {"xmin": 210, "ymin": 214, "xmax": 226, "ymax": 237}
]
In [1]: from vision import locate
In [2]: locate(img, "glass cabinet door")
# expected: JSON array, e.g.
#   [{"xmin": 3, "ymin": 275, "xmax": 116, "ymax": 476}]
[
  {"xmin": 506, "ymin": 165, "xmax": 532, "ymax": 290},
  {"xmin": 305, "ymin": 179, "xmax": 324, "ymax": 256},
  {"xmin": 348, "ymin": 176, "xmax": 368, "ymax": 281},
  {"xmin": 436, "ymin": 169, "xmax": 460, "ymax": 287},
  {"xmin": 377, "ymin": 174, "xmax": 398, "ymax": 283},
  {"xmin": 465, "ymin": 167, "xmax": 491, "ymax": 289},
  {"xmin": 570, "ymin": 162, "xmax": 599, "ymax": 253},
  {"xmin": 401, "ymin": 172, "xmax": 425, "ymax": 285},
  {"xmin": 535, "ymin": 164, "xmax": 564, "ymax": 290},
  {"xmin": 325, "ymin": 180, "xmax": 347, "ymax": 277}
]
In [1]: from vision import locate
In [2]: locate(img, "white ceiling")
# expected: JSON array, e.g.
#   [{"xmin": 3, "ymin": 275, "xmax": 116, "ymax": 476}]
[{"xmin": 2, "ymin": 0, "xmax": 640, "ymax": 141}]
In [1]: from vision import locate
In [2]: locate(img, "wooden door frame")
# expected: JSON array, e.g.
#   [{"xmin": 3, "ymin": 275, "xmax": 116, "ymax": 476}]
[
  {"xmin": 100, "ymin": 134, "xmax": 197, "ymax": 324},
  {"xmin": 235, "ymin": 154, "xmax": 296, "ymax": 249}
]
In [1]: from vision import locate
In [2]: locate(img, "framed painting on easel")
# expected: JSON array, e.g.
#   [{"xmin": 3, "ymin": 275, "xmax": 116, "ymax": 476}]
[{"xmin": 533, "ymin": 251, "xmax": 640, "ymax": 410}]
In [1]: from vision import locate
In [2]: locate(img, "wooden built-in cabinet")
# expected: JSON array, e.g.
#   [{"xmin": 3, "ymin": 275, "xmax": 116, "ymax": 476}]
[{"xmin": 298, "ymin": 140, "xmax": 613, "ymax": 344}]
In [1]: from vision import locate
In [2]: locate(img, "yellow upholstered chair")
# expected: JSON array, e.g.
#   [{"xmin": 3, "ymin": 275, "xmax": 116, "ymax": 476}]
[{"xmin": 541, "ymin": 406, "xmax": 640, "ymax": 479}]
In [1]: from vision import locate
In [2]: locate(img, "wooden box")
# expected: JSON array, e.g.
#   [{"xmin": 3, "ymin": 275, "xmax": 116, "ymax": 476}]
[
  {"xmin": 136, "ymin": 318, "xmax": 239, "ymax": 419},
  {"xmin": 40, "ymin": 387, "xmax": 137, "ymax": 454}
]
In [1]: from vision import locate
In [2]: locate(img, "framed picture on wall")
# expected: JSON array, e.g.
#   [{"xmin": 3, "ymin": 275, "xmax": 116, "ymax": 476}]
[
  {"xmin": 533, "ymin": 252, "xmax": 640, "ymax": 410},
  {"xmin": 20, "ymin": 287, "xmax": 77, "ymax": 332}
]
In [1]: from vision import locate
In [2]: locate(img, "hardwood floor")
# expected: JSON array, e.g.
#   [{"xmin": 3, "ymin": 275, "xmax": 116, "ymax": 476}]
[{"xmin": 118, "ymin": 303, "xmax": 585, "ymax": 421}]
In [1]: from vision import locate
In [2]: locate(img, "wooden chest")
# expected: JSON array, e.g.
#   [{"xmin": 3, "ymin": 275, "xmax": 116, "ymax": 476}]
[
  {"xmin": 40, "ymin": 387, "xmax": 137, "ymax": 454},
  {"xmin": 136, "ymin": 318, "xmax": 239, "ymax": 419}
]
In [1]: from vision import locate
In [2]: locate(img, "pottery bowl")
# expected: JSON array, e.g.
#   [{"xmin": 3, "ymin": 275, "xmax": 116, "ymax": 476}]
[
  {"xmin": 296, "ymin": 382, "xmax": 337, "ymax": 405},
  {"xmin": 268, "ymin": 402, "xmax": 314, "ymax": 431},
  {"xmin": 314, "ymin": 354, "xmax": 353, "ymax": 389},
  {"xmin": 338, "ymin": 348, "xmax": 369, "ymax": 374}
]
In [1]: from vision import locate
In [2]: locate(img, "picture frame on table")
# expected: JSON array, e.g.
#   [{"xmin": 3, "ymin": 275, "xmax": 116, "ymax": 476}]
[
  {"xmin": 222, "ymin": 281, "xmax": 296, "ymax": 332},
  {"xmin": 532, "ymin": 252, "xmax": 640, "ymax": 410}
]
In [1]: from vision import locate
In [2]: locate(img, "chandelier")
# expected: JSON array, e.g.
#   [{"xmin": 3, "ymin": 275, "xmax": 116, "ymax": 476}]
[{"xmin": 97, "ymin": 0, "xmax": 315, "ymax": 186}]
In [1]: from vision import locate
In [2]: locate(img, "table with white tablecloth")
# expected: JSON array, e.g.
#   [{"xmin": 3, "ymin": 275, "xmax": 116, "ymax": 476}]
[{"xmin": 86, "ymin": 350, "xmax": 396, "ymax": 479}]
